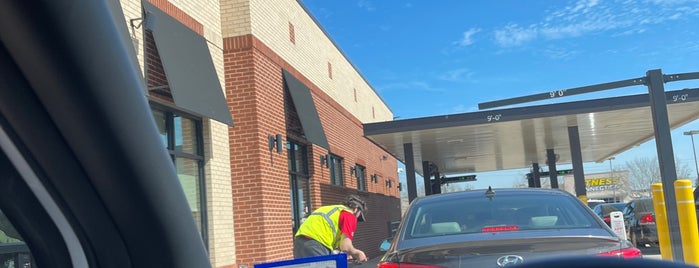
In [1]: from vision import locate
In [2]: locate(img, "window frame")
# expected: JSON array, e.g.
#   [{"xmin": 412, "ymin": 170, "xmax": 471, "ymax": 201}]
[
  {"xmin": 150, "ymin": 104, "xmax": 208, "ymax": 249},
  {"xmin": 287, "ymin": 139, "xmax": 310, "ymax": 234},
  {"xmin": 355, "ymin": 164, "xmax": 367, "ymax": 191},
  {"xmin": 329, "ymin": 154, "xmax": 344, "ymax": 186}
]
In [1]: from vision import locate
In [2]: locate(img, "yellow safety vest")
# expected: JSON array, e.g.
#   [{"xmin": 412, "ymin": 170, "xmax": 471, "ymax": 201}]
[{"xmin": 295, "ymin": 205, "xmax": 353, "ymax": 250}]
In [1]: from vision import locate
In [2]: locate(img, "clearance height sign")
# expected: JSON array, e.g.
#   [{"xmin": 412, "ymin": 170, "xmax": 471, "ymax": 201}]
[{"xmin": 585, "ymin": 177, "xmax": 621, "ymax": 192}]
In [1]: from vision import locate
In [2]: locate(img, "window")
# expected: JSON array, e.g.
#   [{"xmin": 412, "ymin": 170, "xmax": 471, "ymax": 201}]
[
  {"xmin": 0, "ymin": 210, "xmax": 33, "ymax": 267},
  {"xmin": 289, "ymin": 22, "xmax": 295, "ymax": 44},
  {"xmin": 151, "ymin": 107, "xmax": 207, "ymax": 243},
  {"xmin": 355, "ymin": 164, "xmax": 367, "ymax": 191},
  {"xmin": 329, "ymin": 154, "xmax": 343, "ymax": 186},
  {"xmin": 288, "ymin": 139, "xmax": 310, "ymax": 234},
  {"xmin": 327, "ymin": 62, "xmax": 332, "ymax": 79}
]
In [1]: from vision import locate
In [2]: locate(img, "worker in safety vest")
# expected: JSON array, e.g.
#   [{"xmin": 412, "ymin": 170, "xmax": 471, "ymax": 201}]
[{"xmin": 293, "ymin": 194, "xmax": 368, "ymax": 263}]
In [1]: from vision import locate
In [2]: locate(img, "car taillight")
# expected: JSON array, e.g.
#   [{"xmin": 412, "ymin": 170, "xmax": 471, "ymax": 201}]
[
  {"xmin": 640, "ymin": 213, "xmax": 654, "ymax": 224},
  {"xmin": 378, "ymin": 262, "xmax": 445, "ymax": 268},
  {"xmin": 597, "ymin": 247, "xmax": 643, "ymax": 258},
  {"xmin": 603, "ymin": 216, "xmax": 611, "ymax": 222}
]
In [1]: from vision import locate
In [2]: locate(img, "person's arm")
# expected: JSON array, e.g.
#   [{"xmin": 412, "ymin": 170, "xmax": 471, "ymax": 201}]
[{"xmin": 339, "ymin": 234, "xmax": 367, "ymax": 262}]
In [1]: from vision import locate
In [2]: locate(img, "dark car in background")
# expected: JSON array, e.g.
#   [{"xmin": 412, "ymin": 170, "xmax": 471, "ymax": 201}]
[
  {"xmin": 378, "ymin": 188, "xmax": 641, "ymax": 268},
  {"xmin": 623, "ymin": 198, "xmax": 658, "ymax": 247},
  {"xmin": 587, "ymin": 199, "xmax": 607, "ymax": 209},
  {"xmin": 593, "ymin": 202, "xmax": 628, "ymax": 227}
]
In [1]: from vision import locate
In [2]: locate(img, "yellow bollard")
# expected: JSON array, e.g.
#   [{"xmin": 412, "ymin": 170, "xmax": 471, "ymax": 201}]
[
  {"xmin": 579, "ymin": 195, "xmax": 588, "ymax": 205},
  {"xmin": 651, "ymin": 183, "xmax": 672, "ymax": 260},
  {"xmin": 674, "ymin": 179, "xmax": 699, "ymax": 265}
]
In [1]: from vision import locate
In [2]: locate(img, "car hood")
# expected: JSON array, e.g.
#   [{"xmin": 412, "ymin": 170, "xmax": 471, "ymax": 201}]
[{"xmin": 383, "ymin": 234, "xmax": 631, "ymax": 268}]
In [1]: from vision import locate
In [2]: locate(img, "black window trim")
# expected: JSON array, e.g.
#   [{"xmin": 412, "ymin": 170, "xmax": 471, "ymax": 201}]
[
  {"xmin": 329, "ymin": 154, "xmax": 344, "ymax": 186},
  {"xmin": 355, "ymin": 164, "xmax": 367, "ymax": 192},
  {"xmin": 150, "ymin": 102, "xmax": 209, "ymax": 250}
]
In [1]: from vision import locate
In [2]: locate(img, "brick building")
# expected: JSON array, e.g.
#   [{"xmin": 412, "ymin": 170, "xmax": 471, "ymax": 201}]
[{"xmin": 121, "ymin": 0, "xmax": 402, "ymax": 267}]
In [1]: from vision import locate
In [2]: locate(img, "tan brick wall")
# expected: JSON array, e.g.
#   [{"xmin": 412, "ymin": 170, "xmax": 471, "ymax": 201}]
[
  {"xmin": 221, "ymin": 0, "xmax": 252, "ymax": 37},
  {"xmin": 169, "ymin": 0, "xmax": 223, "ymax": 48},
  {"xmin": 233, "ymin": 0, "xmax": 392, "ymax": 124},
  {"xmin": 120, "ymin": 0, "xmax": 145, "ymax": 76},
  {"xmin": 203, "ymin": 120, "xmax": 237, "ymax": 268}
]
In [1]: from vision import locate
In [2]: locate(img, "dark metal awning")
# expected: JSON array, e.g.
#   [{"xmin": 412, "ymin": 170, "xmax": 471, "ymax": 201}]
[
  {"xmin": 283, "ymin": 69, "xmax": 329, "ymax": 150},
  {"xmin": 364, "ymin": 88, "xmax": 699, "ymax": 176},
  {"xmin": 143, "ymin": 2, "xmax": 233, "ymax": 126}
]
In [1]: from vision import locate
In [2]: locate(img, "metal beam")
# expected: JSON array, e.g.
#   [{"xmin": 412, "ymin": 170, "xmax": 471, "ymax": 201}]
[
  {"xmin": 568, "ymin": 126, "xmax": 587, "ymax": 199},
  {"xmin": 365, "ymin": 88, "xmax": 699, "ymax": 136},
  {"xmin": 478, "ymin": 77, "xmax": 646, "ymax": 110},
  {"xmin": 422, "ymin": 161, "xmax": 432, "ymax": 196},
  {"xmin": 432, "ymin": 171, "xmax": 441, "ymax": 194},
  {"xmin": 532, "ymin": 163, "xmax": 541, "ymax": 188},
  {"xmin": 647, "ymin": 69, "xmax": 683, "ymax": 261},
  {"xmin": 664, "ymin": 71, "xmax": 699, "ymax": 83},
  {"xmin": 404, "ymin": 143, "xmax": 417, "ymax": 203},
  {"xmin": 547, "ymin": 149, "xmax": 559, "ymax": 189}
]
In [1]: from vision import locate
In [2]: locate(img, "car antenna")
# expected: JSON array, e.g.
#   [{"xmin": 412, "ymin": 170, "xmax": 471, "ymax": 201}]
[{"xmin": 485, "ymin": 186, "xmax": 496, "ymax": 200}]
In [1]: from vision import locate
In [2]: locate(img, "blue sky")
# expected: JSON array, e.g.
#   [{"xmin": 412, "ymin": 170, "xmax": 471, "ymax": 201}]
[{"xmin": 300, "ymin": 0, "xmax": 699, "ymax": 190}]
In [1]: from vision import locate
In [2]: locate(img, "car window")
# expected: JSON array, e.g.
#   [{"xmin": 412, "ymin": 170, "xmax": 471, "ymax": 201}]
[
  {"xmin": 636, "ymin": 199, "xmax": 654, "ymax": 213},
  {"xmin": 0, "ymin": 209, "xmax": 33, "ymax": 267},
  {"xmin": 403, "ymin": 194, "xmax": 597, "ymax": 239},
  {"xmin": 623, "ymin": 202, "xmax": 634, "ymax": 215},
  {"xmin": 592, "ymin": 205, "xmax": 602, "ymax": 214},
  {"xmin": 601, "ymin": 205, "xmax": 621, "ymax": 215}
]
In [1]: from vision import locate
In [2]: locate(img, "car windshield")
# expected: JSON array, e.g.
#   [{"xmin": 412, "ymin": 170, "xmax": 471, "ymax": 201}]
[{"xmin": 403, "ymin": 193, "xmax": 597, "ymax": 239}]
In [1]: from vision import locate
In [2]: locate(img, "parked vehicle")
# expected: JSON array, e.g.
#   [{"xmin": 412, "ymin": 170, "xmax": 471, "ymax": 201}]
[
  {"xmin": 587, "ymin": 199, "xmax": 607, "ymax": 208},
  {"xmin": 378, "ymin": 188, "xmax": 641, "ymax": 268},
  {"xmin": 593, "ymin": 202, "xmax": 628, "ymax": 227},
  {"xmin": 622, "ymin": 198, "xmax": 658, "ymax": 247}
]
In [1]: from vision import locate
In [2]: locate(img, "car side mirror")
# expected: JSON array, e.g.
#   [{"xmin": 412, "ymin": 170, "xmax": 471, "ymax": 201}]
[{"xmin": 379, "ymin": 238, "xmax": 391, "ymax": 251}]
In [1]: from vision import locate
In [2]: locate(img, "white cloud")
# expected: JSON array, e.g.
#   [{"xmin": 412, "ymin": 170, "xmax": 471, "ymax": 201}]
[
  {"xmin": 571, "ymin": 0, "xmax": 599, "ymax": 14},
  {"xmin": 357, "ymin": 0, "xmax": 376, "ymax": 11},
  {"xmin": 539, "ymin": 46, "xmax": 580, "ymax": 60},
  {"xmin": 377, "ymin": 81, "xmax": 444, "ymax": 93},
  {"xmin": 455, "ymin": 28, "xmax": 482, "ymax": 47},
  {"xmin": 494, "ymin": 24, "xmax": 538, "ymax": 47},
  {"xmin": 493, "ymin": 0, "xmax": 699, "ymax": 47},
  {"xmin": 438, "ymin": 68, "xmax": 476, "ymax": 82}
]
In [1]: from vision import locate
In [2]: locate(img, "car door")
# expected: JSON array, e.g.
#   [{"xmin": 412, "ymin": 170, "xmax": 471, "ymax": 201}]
[{"xmin": 0, "ymin": 0, "xmax": 212, "ymax": 267}]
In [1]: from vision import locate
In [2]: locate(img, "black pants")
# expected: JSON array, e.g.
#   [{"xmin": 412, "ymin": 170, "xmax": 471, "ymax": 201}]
[{"xmin": 293, "ymin": 236, "xmax": 331, "ymax": 258}]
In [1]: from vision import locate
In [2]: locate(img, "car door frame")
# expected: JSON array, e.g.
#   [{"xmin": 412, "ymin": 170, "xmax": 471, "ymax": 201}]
[{"xmin": 0, "ymin": 0, "xmax": 212, "ymax": 267}]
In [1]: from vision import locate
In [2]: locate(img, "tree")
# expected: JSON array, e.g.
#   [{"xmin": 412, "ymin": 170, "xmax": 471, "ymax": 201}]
[
  {"xmin": 442, "ymin": 182, "xmax": 474, "ymax": 193},
  {"xmin": 512, "ymin": 177, "xmax": 528, "ymax": 188},
  {"xmin": 625, "ymin": 156, "xmax": 693, "ymax": 198}
]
